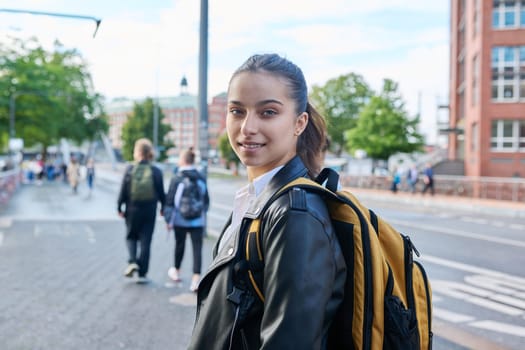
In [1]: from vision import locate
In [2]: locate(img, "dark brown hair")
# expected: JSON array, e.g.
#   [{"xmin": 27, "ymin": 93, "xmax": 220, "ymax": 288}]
[{"xmin": 229, "ymin": 53, "xmax": 327, "ymax": 178}]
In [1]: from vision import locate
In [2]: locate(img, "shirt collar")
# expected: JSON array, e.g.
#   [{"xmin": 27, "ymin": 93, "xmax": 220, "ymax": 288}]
[
  {"xmin": 234, "ymin": 165, "xmax": 284, "ymax": 199},
  {"xmin": 252, "ymin": 165, "xmax": 284, "ymax": 196}
]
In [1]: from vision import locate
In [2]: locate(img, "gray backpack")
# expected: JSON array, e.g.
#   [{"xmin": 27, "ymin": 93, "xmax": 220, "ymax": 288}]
[{"xmin": 178, "ymin": 176, "xmax": 204, "ymax": 219}]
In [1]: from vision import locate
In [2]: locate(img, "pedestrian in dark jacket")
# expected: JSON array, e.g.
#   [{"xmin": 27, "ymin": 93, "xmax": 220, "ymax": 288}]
[
  {"xmin": 117, "ymin": 138, "xmax": 165, "ymax": 283},
  {"xmin": 421, "ymin": 162, "xmax": 435, "ymax": 196},
  {"xmin": 165, "ymin": 147, "xmax": 209, "ymax": 292},
  {"xmin": 189, "ymin": 53, "xmax": 346, "ymax": 349}
]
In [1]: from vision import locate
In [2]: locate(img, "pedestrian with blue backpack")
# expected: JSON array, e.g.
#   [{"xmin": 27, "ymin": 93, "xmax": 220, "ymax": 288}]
[{"xmin": 165, "ymin": 147, "xmax": 209, "ymax": 292}]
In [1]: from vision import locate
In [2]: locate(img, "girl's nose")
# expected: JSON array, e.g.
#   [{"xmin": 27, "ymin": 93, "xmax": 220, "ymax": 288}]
[{"xmin": 240, "ymin": 112, "xmax": 258, "ymax": 135}]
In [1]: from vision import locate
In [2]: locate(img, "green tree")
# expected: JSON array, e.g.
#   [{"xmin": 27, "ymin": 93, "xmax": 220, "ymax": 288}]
[
  {"xmin": 0, "ymin": 37, "xmax": 107, "ymax": 153},
  {"xmin": 309, "ymin": 73, "xmax": 373, "ymax": 156},
  {"xmin": 121, "ymin": 98, "xmax": 172, "ymax": 161},
  {"xmin": 345, "ymin": 79, "xmax": 424, "ymax": 161},
  {"xmin": 217, "ymin": 132, "xmax": 240, "ymax": 171}
]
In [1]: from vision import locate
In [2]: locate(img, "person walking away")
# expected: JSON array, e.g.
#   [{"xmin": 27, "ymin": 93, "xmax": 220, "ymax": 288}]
[
  {"xmin": 188, "ymin": 53, "xmax": 346, "ymax": 349},
  {"xmin": 390, "ymin": 167, "xmax": 401, "ymax": 193},
  {"xmin": 86, "ymin": 158, "xmax": 95, "ymax": 197},
  {"xmin": 67, "ymin": 157, "xmax": 80, "ymax": 194},
  {"xmin": 407, "ymin": 164, "xmax": 419, "ymax": 194},
  {"xmin": 117, "ymin": 138, "xmax": 166, "ymax": 284},
  {"xmin": 421, "ymin": 162, "xmax": 435, "ymax": 196},
  {"xmin": 165, "ymin": 147, "xmax": 209, "ymax": 292}
]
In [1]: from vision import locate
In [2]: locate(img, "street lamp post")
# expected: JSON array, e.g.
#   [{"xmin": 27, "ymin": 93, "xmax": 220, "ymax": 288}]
[
  {"xmin": 9, "ymin": 93, "xmax": 17, "ymax": 138},
  {"xmin": 198, "ymin": 0, "xmax": 209, "ymax": 177}
]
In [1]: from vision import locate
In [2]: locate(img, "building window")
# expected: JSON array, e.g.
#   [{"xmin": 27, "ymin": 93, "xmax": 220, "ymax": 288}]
[
  {"xmin": 491, "ymin": 46, "xmax": 525, "ymax": 101},
  {"xmin": 493, "ymin": 0, "xmax": 525, "ymax": 29},
  {"xmin": 471, "ymin": 122, "xmax": 479, "ymax": 152},
  {"xmin": 472, "ymin": 54, "xmax": 479, "ymax": 106},
  {"xmin": 491, "ymin": 120, "xmax": 525, "ymax": 151},
  {"xmin": 474, "ymin": 0, "xmax": 480, "ymax": 36}
]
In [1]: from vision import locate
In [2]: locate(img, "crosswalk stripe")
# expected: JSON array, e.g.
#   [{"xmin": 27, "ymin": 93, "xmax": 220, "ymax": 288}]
[{"xmin": 470, "ymin": 320, "xmax": 525, "ymax": 337}]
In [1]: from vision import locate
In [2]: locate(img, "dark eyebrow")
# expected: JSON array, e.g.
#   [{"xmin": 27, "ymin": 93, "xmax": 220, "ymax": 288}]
[{"xmin": 228, "ymin": 99, "xmax": 284, "ymax": 107}]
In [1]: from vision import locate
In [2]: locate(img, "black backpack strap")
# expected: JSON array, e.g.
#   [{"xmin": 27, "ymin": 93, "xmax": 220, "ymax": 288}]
[{"xmin": 315, "ymin": 167, "xmax": 340, "ymax": 192}]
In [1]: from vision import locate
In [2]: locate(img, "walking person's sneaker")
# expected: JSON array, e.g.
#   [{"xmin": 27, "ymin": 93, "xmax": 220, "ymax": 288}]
[
  {"xmin": 189, "ymin": 274, "xmax": 200, "ymax": 293},
  {"xmin": 136, "ymin": 276, "xmax": 149, "ymax": 284},
  {"xmin": 124, "ymin": 263, "xmax": 139, "ymax": 278},
  {"xmin": 168, "ymin": 267, "xmax": 181, "ymax": 282}
]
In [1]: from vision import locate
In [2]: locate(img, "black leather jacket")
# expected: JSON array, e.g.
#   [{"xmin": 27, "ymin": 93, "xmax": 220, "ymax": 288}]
[{"xmin": 189, "ymin": 156, "xmax": 346, "ymax": 350}]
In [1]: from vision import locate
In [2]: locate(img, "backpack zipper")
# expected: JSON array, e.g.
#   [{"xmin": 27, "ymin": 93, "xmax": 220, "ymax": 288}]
[{"xmin": 414, "ymin": 260, "xmax": 433, "ymax": 350}]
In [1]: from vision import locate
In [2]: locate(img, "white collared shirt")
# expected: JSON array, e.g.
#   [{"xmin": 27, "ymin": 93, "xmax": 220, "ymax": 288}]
[{"xmin": 217, "ymin": 165, "xmax": 284, "ymax": 253}]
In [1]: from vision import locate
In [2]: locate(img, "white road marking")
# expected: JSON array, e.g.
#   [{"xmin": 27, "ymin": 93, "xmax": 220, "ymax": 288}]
[
  {"xmin": 433, "ymin": 307, "xmax": 475, "ymax": 323},
  {"xmin": 0, "ymin": 232, "xmax": 3, "ymax": 246},
  {"xmin": 389, "ymin": 218, "xmax": 525, "ymax": 247},
  {"xmin": 509, "ymin": 224, "xmax": 525, "ymax": 231},
  {"xmin": 465, "ymin": 275, "xmax": 525, "ymax": 294},
  {"xmin": 33, "ymin": 224, "xmax": 41, "ymax": 237},
  {"xmin": 470, "ymin": 320, "xmax": 525, "ymax": 337},
  {"xmin": 85, "ymin": 225, "xmax": 96, "ymax": 244},
  {"xmin": 432, "ymin": 280, "xmax": 523, "ymax": 316},
  {"xmin": 421, "ymin": 255, "xmax": 525, "ymax": 284},
  {"xmin": 461, "ymin": 217, "xmax": 488, "ymax": 225},
  {"xmin": 492, "ymin": 221, "xmax": 505, "ymax": 227},
  {"xmin": 433, "ymin": 308, "xmax": 525, "ymax": 338}
]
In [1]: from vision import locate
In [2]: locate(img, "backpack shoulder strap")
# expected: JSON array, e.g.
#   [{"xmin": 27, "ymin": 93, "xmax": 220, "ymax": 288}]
[{"xmin": 244, "ymin": 171, "xmax": 341, "ymax": 303}]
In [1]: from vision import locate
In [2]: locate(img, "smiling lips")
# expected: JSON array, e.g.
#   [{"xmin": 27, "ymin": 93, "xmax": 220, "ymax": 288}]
[{"xmin": 238, "ymin": 142, "xmax": 264, "ymax": 150}]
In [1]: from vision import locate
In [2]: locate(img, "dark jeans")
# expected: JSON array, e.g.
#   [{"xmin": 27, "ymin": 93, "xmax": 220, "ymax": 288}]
[
  {"xmin": 173, "ymin": 226, "xmax": 203, "ymax": 274},
  {"xmin": 125, "ymin": 204, "xmax": 157, "ymax": 277},
  {"xmin": 422, "ymin": 180, "xmax": 435, "ymax": 195}
]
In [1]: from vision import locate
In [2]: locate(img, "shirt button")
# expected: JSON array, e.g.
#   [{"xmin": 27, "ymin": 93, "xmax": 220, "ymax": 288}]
[{"xmin": 228, "ymin": 247, "xmax": 234, "ymax": 256}]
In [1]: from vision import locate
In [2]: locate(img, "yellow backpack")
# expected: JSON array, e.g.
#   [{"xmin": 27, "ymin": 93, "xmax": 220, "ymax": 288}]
[{"xmin": 243, "ymin": 168, "xmax": 433, "ymax": 350}]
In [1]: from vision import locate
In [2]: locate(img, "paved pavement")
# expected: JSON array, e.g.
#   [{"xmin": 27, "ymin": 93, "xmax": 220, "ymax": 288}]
[{"xmin": 0, "ymin": 177, "xmax": 216, "ymax": 350}]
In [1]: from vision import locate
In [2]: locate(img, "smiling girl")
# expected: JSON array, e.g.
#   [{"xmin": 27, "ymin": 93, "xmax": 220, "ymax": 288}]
[{"xmin": 189, "ymin": 54, "xmax": 346, "ymax": 350}]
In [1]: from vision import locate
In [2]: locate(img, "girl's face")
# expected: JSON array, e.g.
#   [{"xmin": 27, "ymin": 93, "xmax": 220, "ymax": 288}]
[{"xmin": 227, "ymin": 71, "xmax": 308, "ymax": 180}]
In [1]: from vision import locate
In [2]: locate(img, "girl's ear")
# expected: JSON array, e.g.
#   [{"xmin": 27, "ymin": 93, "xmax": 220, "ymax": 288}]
[{"xmin": 294, "ymin": 112, "xmax": 309, "ymax": 136}]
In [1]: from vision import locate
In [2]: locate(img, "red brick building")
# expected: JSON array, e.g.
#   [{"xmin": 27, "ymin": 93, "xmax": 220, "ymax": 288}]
[
  {"xmin": 105, "ymin": 80, "xmax": 227, "ymax": 157},
  {"xmin": 448, "ymin": 0, "xmax": 525, "ymax": 177}
]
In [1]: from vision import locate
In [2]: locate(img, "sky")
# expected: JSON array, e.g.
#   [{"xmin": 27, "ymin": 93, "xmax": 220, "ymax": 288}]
[{"xmin": 0, "ymin": 0, "xmax": 450, "ymax": 145}]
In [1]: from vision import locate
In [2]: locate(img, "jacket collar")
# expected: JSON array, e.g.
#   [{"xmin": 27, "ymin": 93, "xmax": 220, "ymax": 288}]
[{"xmin": 244, "ymin": 156, "xmax": 308, "ymax": 219}]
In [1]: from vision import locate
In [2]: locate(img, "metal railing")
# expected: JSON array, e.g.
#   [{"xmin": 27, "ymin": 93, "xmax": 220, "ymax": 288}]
[
  {"xmin": 340, "ymin": 174, "xmax": 525, "ymax": 202},
  {"xmin": 0, "ymin": 167, "xmax": 23, "ymax": 206}
]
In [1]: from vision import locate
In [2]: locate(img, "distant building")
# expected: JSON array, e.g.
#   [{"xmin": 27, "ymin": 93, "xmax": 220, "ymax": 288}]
[
  {"xmin": 105, "ymin": 77, "xmax": 227, "ymax": 157},
  {"xmin": 448, "ymin": 0, "xmax": 525, "ymax": 177}
]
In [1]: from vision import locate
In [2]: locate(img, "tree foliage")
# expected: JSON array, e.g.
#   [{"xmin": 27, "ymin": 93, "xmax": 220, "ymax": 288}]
[
  {"xmin": 217, "ymin": 131, "xmax": 240, "ymax": 170},
  {"xmin": 345, "ymin": 79, "xmax": 424, "ymax": 161},
  {"xmin": 0, "ymin": 37, "xmax": 108, "ymax": 153},
  {"xmin": 309, "ymin": 73, "xmax": 373, "ymax": 155},
  {"xmin": 121, "ymin": 98, "xmax": 172, "ymax": 161}
]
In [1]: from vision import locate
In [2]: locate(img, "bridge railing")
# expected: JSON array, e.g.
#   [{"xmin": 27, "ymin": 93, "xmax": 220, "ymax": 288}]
[
  {"xmin": 0, "ymin": 167, "xmax": 23, "ymax": 207},
  {"xmin": 340, "ymin": 174, "xmax": 525, "ymax": 202}
]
